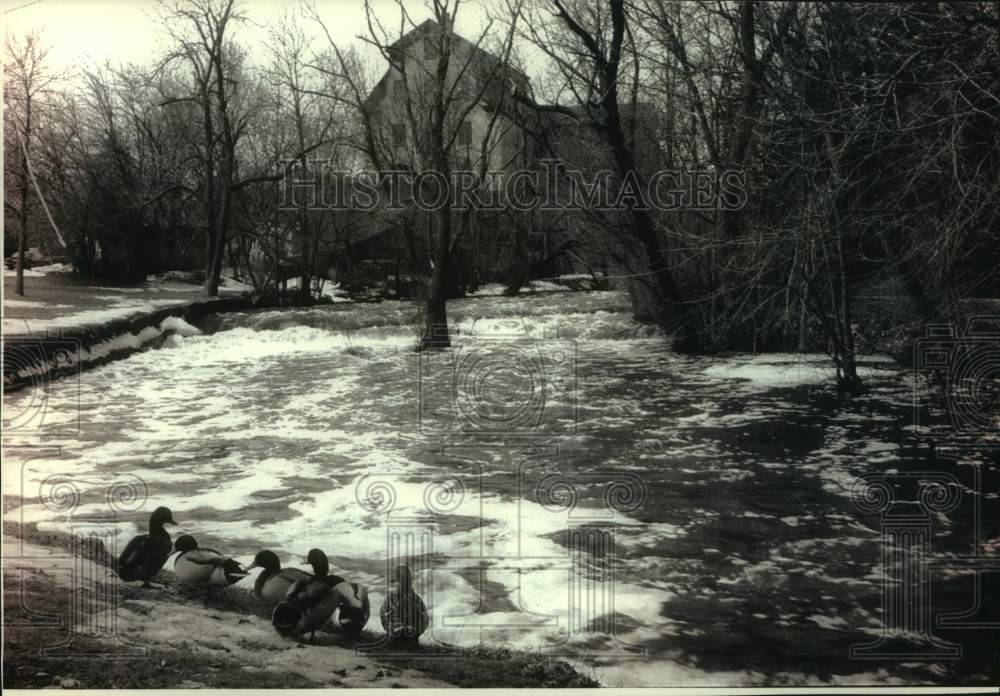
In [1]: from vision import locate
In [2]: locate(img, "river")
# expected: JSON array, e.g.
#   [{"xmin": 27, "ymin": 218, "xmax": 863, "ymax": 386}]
[{"xmin": 3, "ymin": 289, "xmax": 996, "ymax": 686}]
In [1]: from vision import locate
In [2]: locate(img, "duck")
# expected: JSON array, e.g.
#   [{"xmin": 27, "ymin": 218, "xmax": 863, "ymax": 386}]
[
  {"xmin": 305, "ymin": 548, "xmax": 346, "ymax": 588},
  {"xmin": 303, "ymin": 548, "xmax": 369, "ymax": 639},
  {"xmin": 271, "ymin": 577, "xmax": 340, "ymax": 642},
  {"xmin": 331, "ymin": 578, "xmax": 371, "ymax": 640},
  {"xmin": 247, "ymin": 550, "xmax": 312, "ymax": 604},
  {"xmin": 117, "ymin": 506, "xmax": 177, "ymax": 587},
  {"xmin": 173, "ymin": 535, "xmax": 248, "ymax": 588},
  {"xmin": 379, "ymin": 564, "xmax": 428, "ymax": 642}
]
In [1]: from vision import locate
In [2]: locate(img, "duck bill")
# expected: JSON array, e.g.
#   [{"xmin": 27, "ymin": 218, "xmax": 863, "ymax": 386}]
[{"xmin": 246, "ymin": 562, "xmax": 259, "ymax": 571}]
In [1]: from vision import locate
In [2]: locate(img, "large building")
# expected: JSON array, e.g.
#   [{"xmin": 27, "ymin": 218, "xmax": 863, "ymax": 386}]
[
  {"xmin": 353, "ymin": 17, "xmax": 664, "ymax": 294},
  {"xmin": 363, "ymin": 17, "xmax": 532, "ymax": 174}
]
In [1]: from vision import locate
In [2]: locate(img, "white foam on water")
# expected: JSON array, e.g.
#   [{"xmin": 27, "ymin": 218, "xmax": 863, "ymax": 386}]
[{"xmin": 2, "ymin": 290, "xmax": 927, "ymax": 687}]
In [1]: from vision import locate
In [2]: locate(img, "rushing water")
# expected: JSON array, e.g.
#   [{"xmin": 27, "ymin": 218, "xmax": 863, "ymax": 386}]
[{"xmin": 3, "ymin": 290, "xmax": 997, "ymax": 686}]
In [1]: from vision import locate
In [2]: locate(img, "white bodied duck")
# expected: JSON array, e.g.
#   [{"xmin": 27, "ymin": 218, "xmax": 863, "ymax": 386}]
[
  {"xmin": 247, "ymin": 550, "xmax": 312, "ymax": 605},
  {"xmin": 173, "ymin": 535, "xmax": 248, "ymax": 588}
]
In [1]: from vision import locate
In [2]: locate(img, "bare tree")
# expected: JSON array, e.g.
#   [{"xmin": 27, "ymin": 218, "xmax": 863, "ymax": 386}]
[
  {"xmin": 511, "ymin": 0, "xmax": 683, "ymax": 322},
  {"xmin": 312, "ymin": 0, "xmax": 523, "ymax": 348},
  {"xmin": 156, "ymin": 0, "xmax": 248, "ymax": 296},
  {"xmin": 4, "ymin": 31, "xmax": 62, "ymax": 296}
]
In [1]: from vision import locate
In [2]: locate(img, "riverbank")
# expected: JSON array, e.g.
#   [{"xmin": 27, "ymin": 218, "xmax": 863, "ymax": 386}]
[
  {"xmin": 1, "ymin": 270, "xmax": 347, "ymax": 393},
  {"xmin": 2, "ymin": 510, "xmax": 598, "ymax": 689}
]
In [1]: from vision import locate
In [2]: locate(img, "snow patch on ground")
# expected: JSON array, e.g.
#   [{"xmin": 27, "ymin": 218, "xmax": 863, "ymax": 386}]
[
  {"xmin": 4, "ymin": 299, "xmax": 73, "ymax": 309},
  {"xmin": 703, "ymin": 354, "xmax": 899, "ymax": 387},
  {"xmin": 319, "ymin": 282, "xmax": 352, "ymax": 302},
  {"xmin": 529, "ymin": 279, "xmax": 571, "ymax": 292},
  {"xmin": 4, "ymin": 262, "xmax": 74, "ymax": 277},
  {"xmin": 468, "ymin": 282, "xmax": 506, "ymax": 297},
  {"xmin": 31, "ymin": 262, "xmax": 75, "ymax": 274}
]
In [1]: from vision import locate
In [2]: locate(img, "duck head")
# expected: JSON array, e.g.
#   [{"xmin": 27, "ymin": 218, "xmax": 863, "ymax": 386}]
[
  {"xmin": 149, "ymin": 506, "xmax": 177, "ymax": 530},
  {"xmin": 174, "ymin": 535, "xmax": 198, "ymax": 553},
  {"xmin": 246, "ymin": 550, "xmax": 281, "ymax": 572},
  {"xmin": 306, "ymin": 548, "xmax": 329, "ymax": 577}
]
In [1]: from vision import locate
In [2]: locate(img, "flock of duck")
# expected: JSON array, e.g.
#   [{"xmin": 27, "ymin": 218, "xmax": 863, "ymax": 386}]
[{"xmin": 116, "ymin": 507, "xmax": 428, "ymax": 643}]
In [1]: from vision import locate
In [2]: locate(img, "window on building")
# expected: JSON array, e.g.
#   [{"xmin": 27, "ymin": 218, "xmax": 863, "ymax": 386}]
[
  {"xmin": 391, "ymin": 123, "xmax": 406, "ymax": 146},
  {"xmin": 423, "ymin": 37, "xmax": 435, "ymax": 61}
]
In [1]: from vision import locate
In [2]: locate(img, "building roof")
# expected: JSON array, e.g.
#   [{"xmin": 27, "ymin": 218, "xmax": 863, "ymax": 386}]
[
  {"xmin": 389, "ymin": 18, "xmax": 528, "ymax": 82},
  {"xmin": 365, "ymin": 18, "xmax": 529, "ymax": 110}
]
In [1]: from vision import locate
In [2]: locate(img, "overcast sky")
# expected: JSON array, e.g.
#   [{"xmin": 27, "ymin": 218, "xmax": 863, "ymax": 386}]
[{"xmin": 3, "ymin": 0, "xmax": 533, "ymax": 80}]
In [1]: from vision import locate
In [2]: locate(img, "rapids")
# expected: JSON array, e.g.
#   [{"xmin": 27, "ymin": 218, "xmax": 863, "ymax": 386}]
[{"xmin": 3, "ymin": 290, "xmax": 994, "ymax": 686}]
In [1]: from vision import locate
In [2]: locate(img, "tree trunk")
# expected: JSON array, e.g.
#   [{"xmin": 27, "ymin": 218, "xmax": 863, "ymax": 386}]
[
  {"xmin": 200, "ymin": 79, "xmax": 218, "ymax": 296},
  {"xmin": 596, "ymin": 4, "xmax": 682, "ymax": 315},
  {"xmin": 15, "ymin": 93, "xmax": 32, "ymax": 297},
  {"xmin": 824, "ymin": 130, "xmax": 861, "ymax": 390},
  {"xmin": 206, "ymin": 148, "xmax": 233, "ymax": 297},
  {"xmin": 419, "ymin": 16, "xmax": 454, "ymax": 350},
  {"xmin": 294, "ymin": 93, "xmax": 311, "ymax": 298},
  {"xmin": 422, "ymin": 208, "xmax": 452, "ymax": 349},
  {"xmin": 720, "ymin": 1, "xmax": 756, "ymax": 241},
  {"xmin": 835, "ymin": 227, "xmax": 860, "ymax": 389}
]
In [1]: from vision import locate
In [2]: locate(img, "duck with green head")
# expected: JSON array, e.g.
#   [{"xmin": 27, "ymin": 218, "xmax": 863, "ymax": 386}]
[
  {"xmin": 305, "ymin": 548, "xmax": 370, "ymax": 640},
  {"xmin": 271, "ymin": 576, "xmax": 341, "ymax": 643},
  {"xmin": 305, "ymin": 548, "xmax": 346, "ymax": 588},
  {"xmin": 117, "ymin": 506, "xmax": 177, "ymax": 588},
  {"xmin": 247, "ymin": 550, "xmax": 312, "ymax": 605},
  {"xmin": 379, "ymin": 564, "xmax": 428, "ymax": 642},
  {"xmin": 173, "ymin": 535, "xmax": 248, "ymax": 588}
]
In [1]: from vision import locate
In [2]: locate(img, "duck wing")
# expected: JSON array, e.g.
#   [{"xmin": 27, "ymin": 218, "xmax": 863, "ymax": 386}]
[
  {"xmin": 272, "ymin": 579, "xmax": 337, "ymax": 638},
  {"xmin": 380, "ymin": 589, "xmax": 428, "ymax": 639},
  {"xmin": 318, "ymin": 573, "xmax": 347, "ymax": 588},
  {"xmin": 285, "ymin": 580, "xmax": 338, "ymax": 636},
  {"xmin": 259, "ymin": 568, "xmax": 312, "ymax": 604},
  {"xmin": 220, "ymin": 558, "xmax": 248, "ymax": 585},
  {"xmin": 280, "ymin": 568, "xmax": 313, "ymax": 584},
  {"xmin": 176, "ymin": 550, "xmax": 248, "ymax": 587},
  {"xmin": 117, "ymin": 533, "xmax": 150, "ymax": 581},
  {"xmin": 174, "ymin": 550, "xmax": 219, "ymax": 586},
  {"xmin": 144, "ymin": 531, "xmax": 174, "ymax": 578},
  {"xmin": 118, "ymin": 532, "xmax": 171, "ymax": 582},
  {"xmin": 298, "ymin": 589, "xmax": 340, "ymax": 635}
]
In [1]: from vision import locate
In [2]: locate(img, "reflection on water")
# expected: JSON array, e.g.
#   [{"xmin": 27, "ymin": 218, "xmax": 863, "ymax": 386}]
[{"xmin": 3, "ymin": 290, "xmax": 996, "ymax": 686}]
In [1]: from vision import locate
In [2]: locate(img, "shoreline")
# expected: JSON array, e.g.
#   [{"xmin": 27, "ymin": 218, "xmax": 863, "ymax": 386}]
[{"xmin": 2, "ymin": 514, "xmax": 599, "ymax": 689}]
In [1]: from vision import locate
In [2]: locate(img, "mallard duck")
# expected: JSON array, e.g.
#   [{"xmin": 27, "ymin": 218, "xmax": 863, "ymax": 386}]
[
  {"xmin": 379, "ymin": 564, "xmax": 428, "ymax": 642},
  {"xmin": 117, "ymin": 506, "xmax": 177, "ymax": 587},
  {"xmin": 331, "ymin": 579, "xmax": 370, "ymax": 640},
  {"xmin": 247, "ymin": 550, "xmax": 312, "ymax": 604},
  {"xmin": 173, "ymin": 535, "xmax": 248, "ymax": 588},
  {"xmin": 271, "ymin": 577, "xmax": 340, "ymax": 642},
  {"xmin": 305, "ymin": 548, "xmax": 346, "ymax": 588},
  {"xmin": 300, "ymin": 549, "xmax": 371, "ymax": 639}
]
